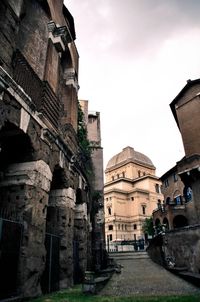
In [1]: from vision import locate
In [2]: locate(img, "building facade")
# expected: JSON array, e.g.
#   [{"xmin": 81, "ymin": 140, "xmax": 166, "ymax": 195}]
[
  {"xmin": 0, "ymin": 0, "xmax": 103, "ymax": 299},
  {"xmin": 153, "ymin": 165, "xmax": 188, "ymax": 231},
  {"xmin": 104, "ymin": 146, "xmax": 163, "ymax": 250},
  {"xmin": 170, "ymin": 79, "xmax": 200, "ymax": 225},
  {"xmin": 152, "ymin": 79, "xmax": 200, "ymax": 233},
  {"xmin": 149, "ymin": 79, "xmax": 200, "ymax": 274},
  {"xmin": 80, "ymin": 100, "xmax": 105, "ymax": 269}
]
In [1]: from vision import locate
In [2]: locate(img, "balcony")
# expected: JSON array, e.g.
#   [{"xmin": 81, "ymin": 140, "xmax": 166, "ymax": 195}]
[{"xmin": 13, "ymin": 50, "xmax": 60, "ymax": 129}]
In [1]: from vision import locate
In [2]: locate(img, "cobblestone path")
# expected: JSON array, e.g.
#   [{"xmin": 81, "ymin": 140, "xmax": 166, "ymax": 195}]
[{"xmin": 99, "ymin": 252, "xmax": 200, "ymax": 297}]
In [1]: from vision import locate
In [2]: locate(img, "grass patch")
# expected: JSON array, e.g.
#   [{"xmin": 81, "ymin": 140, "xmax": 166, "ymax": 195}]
[{"xmin": 31, "ymin": 286, "xmax": 200, "ymax": 302}]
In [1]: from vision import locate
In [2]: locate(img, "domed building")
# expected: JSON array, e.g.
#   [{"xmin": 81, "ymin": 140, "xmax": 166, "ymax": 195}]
[{"xmin": 104, "ymin": 146, "xmax": 163, "ymax": 251}]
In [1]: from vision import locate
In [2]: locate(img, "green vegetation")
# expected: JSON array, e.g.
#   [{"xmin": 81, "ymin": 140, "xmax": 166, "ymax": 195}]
[
  {"xmin": 31, "ymin": 286, "xmax": 200, "ymax": 302},
  {"xmin": 142, "ymin": 217, "xmax": 154, "ymax": 237},
  {"xmin": 77, "ymin": 102, "xmax": 91, "ymax": 160}
]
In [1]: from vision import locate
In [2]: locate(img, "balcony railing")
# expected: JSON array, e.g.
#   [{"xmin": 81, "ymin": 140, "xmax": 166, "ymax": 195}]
[
  {"xmin": 41, "ymin": 81, "xmax": 60, "ymax": 129},
  {"xmin": 12, "ymin": 50, "xmax": 60, "ymax": 129},
  {"xmin": 13, "ymin": 50, "xmax": 42, "ymax": 109}
]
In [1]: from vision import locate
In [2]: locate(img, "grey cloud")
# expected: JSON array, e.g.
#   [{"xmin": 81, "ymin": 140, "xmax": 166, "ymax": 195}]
[{"xmin": 69, "ymin": 0, "xmax": 200, "ymax": 57}]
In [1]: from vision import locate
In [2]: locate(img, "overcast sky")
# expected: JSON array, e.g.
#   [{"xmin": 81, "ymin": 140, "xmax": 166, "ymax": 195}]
[{"xmin": 66, "ymin": 0, "xmax": 200, "ymax": 176}]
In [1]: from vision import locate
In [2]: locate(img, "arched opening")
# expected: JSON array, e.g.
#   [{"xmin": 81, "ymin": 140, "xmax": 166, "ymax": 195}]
[
  {"xmin": 0, "ymin": 122, "xmax": 34, "ymax": 299},
  {"xmin": 0, "ymin": 122, "xmax": 34, "ymax": 170},
  {"xmin": 166, "ymin": 197, "xmax": 171, "ymax": 205},
  {"xmin": 163, "ymin": 217, "xmax": 169, "ymax": 230},
  {"xmin": 173, "ymin": 215, "xmax": 188, "ymax": 229},
  {"xmin": 0, "ymin": 122, "xmax": 35, "ymax": 215}
]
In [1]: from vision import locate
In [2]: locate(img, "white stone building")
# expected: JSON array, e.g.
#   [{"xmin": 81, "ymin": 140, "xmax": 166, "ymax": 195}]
[{"xmin": 104, "ymin": 146, "xmax": 163, "ymax": 251}]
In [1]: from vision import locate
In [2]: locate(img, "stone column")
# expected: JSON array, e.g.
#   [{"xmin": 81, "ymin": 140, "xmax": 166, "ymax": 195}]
[
  {"xmin": 74, "ymin": 203, "xmax": 90, "ymax": 279},
  {"xmin": 48, "ymin": 188, "xmax": 75, "ymax": 289},
  {"xmin": 0, "ymin": 160, "xmax": 52, "ymax": 298}
]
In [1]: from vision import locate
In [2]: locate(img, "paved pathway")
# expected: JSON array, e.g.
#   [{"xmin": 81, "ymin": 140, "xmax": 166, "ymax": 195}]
[{"xmin": 99, "ymin": 252, "xmax": 200, "ymax": 297}]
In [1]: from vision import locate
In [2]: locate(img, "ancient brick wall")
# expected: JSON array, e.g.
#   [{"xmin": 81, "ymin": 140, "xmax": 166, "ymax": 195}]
[{"xmin": 0, "ymin": 0, "xmax": 95, "ymax": 299}]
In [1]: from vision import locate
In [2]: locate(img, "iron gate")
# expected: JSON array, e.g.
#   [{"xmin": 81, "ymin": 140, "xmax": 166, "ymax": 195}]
[
  {"xmin": 41, "ymin": 233, "xmax": 60, "ymax": 294},
  {"xmin": 0, "ymin": 218, "xmax": 23, "ymax": 299}
]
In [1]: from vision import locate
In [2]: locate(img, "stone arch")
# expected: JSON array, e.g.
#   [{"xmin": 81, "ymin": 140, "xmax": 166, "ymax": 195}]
[
  {"xmin": 0, "ymin": 122, "xmax": 52, "ymax": 297},
  {"xmin": 173, "ymin": 215, "xmax": 188, "ymax": 229},
  {"xmin": 0, "ymin": 122, "xmax": 35, "ymax": 170},
  {"xmin": 0, "ymin": 121, "xmax": 35, "ymax": 216},
  {"xmin": 163, "ymin": 217, "xmax": 169, "ymax": 230}
]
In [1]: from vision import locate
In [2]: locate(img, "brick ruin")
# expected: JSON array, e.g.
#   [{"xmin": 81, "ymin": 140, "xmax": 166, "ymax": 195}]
[{"xmin": 0, "ymin": 0, "xmax": 105, "ymax": 299}]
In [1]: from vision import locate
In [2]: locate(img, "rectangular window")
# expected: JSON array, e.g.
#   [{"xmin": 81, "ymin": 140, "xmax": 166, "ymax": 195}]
[
  {"xmin": 155, "ymin": 184, "xmax": 160, "ymax": 193},
  {"xmin": 108, "ymin": 225, "xmax": 113, "ymax": 230},
  {"xmin": 133, "ymin": 224, "xmax": 137, "ymax": 230},
  {"xmin": 164, "ymin": 179, "xmax": 169, "ymax": 187},
  {"xmin": 142, "ymin": 206, "xmax": 146, "ymax": 215},
  {"xmin": 109, "ymin": 234, "xmax": 112, "ymax": 241},
  {"xmin": 173, "ymin": 173, "xmax": 178, "ymax": 182}
]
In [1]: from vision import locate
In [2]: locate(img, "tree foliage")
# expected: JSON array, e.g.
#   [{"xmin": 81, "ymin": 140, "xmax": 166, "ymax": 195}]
[
  {"xmin": 77, "ymin": 102, "xmax": 91, "ymax": 159},
  {"xmin": 142, "ymin": 217, "xmax": 154, "ymax": 236}
]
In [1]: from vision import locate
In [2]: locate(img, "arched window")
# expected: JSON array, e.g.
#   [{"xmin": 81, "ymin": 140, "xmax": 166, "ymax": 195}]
[{"xmin": 108, "ymin": 207, "xmax": 112, "ymax": 215}]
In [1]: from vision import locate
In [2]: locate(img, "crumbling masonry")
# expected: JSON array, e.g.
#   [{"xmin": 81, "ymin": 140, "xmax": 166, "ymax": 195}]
[{"xmin": 0, "ymin": 0, "xmax": 105, "ymax": 299}]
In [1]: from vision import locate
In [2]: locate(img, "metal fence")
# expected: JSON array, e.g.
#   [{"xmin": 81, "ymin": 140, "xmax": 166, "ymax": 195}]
[
  {"xmin": 0, "ymin": 218, "xmax": 23, "ymax": 299},
  {"xmin": 41, "ymin": 233, "xmax": 60, "ymax": 294}
]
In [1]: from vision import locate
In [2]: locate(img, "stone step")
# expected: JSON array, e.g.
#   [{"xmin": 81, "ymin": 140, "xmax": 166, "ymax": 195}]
[{"xmin": 109, "ymin": 251, "xmax": 149, "ymax": 260}]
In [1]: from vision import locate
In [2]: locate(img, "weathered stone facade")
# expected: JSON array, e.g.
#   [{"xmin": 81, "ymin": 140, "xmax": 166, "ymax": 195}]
[
  {"xmin": 79, "ymin": 100, "xmax": 106, "ymax": 270},
  {"xmin": 0, "ymin": 0, "xmax": 102, "ymax": 299},
  {"xmin": 170, "ymin": 79, "xmax": 200, "ymax": 225},
  {"xmin": 153, "ymin": 165, "xmax": 188, "ymax": 231},
  {"xmin": 149, "ymin": 79, "xmax": 200, "ymax": 275}
]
